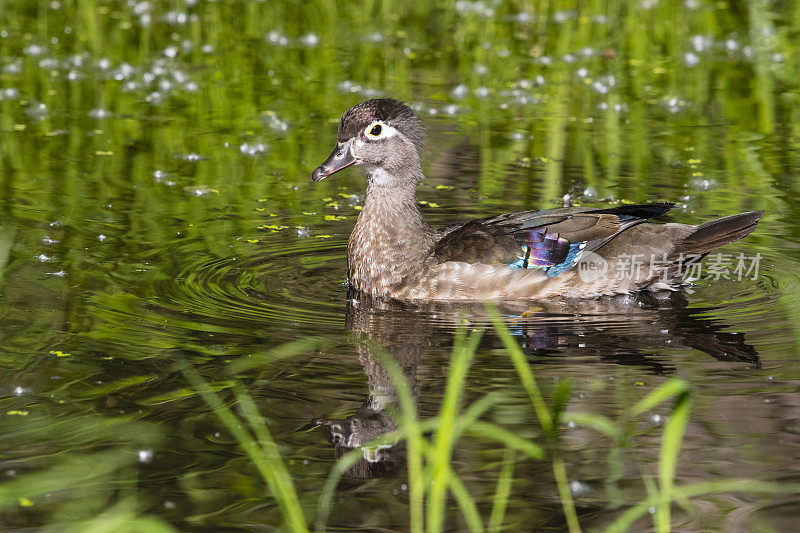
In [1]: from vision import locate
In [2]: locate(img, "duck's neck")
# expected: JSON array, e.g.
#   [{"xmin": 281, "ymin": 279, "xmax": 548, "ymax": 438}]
[{"xmin": 347, "ymin": 177, "xmax": 435, "ymax": 297}]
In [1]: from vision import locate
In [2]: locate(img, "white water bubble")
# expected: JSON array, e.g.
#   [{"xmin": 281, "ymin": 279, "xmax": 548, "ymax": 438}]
[
  {"xmin": 451, "ymin": 84, "xmax": 469, "ymax": 99},
  {"xmin": 691, "ymin": 35, "xmax": 711, "ymax": 52},
  {"xmin": 133, "ymin": 1, "xmax": 150, "ymax": 15},
  {"xmin": 240, "ymin": 142, "xmax": 267, "ymax": 157},
  {"xmin": 300, "ymin": 33, "xmax": 319, "ymax": 46},
  {"xmin": 23, "ymin": 44, "xmax": 46, "ymax": 56},
  {"xmin": 3, "ymin": 61, "xmax": 21, "ymax": 74},
  {"xmin": 1, "ymin": 88, "xmax": 19, "ymax": 100},
  {"xmin": 39, "ymin": 58, "xmax": 59, "ymax": 69},
  {"xmin": 266, "ymin": 31, "xmax": 288, "ymax": 46},
  {"xmin": 569, "ymin": 480, "xmax": 589, "ymax": 496},
  {"xmin": 165, "ymin": 11, "xmax": 188, "ymax": 24},
  {"xmin": 88, "ymin": 109, "xmax": 111, "ymax": 119}
]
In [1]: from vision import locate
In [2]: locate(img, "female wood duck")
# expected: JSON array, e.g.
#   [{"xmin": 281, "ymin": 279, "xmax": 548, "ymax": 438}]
[{"xmin": 312, "ymin": 98, "xmax": 764, "ymax": 301}]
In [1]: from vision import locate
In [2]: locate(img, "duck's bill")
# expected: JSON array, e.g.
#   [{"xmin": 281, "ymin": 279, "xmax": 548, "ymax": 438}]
[{"xmin": 312, "ymin": 139, "xmax": 355, "ymax": 182}]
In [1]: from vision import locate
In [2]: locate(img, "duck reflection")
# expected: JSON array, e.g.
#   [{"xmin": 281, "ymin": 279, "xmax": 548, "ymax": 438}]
[{"xmin": 316, "ymin": 290, "xmax": 758, "ymax": 478}]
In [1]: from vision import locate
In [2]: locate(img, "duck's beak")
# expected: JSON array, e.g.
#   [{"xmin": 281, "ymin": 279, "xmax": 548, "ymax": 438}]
[{"xmin": 312, "ymin": 138, "xmax": 355, "ymax": 182}]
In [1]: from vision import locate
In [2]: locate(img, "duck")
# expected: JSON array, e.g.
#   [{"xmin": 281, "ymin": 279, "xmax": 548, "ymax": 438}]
[{"xmin": 312, "ymin": 98, "xmax": 764, "ymax": 301}]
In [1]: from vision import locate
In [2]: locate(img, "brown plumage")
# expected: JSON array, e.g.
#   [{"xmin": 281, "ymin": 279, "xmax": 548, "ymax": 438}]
[{"xmin": 312, "ymin": 98, "xmax": 764, "ymax": 301}]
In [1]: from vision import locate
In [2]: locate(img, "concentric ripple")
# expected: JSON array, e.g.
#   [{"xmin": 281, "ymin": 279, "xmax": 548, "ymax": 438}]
[{"xmin": 149, "ymin": 234, "xmax": 350, "ymax": 335}]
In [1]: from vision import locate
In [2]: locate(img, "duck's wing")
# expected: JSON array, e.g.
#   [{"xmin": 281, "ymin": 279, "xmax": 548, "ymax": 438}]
[{"xmin": 432, "ymin": 203, "xmax": 674, "ymax": 277}]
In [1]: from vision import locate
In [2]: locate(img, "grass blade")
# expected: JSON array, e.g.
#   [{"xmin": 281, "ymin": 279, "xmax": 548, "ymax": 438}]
[
  {"xmin": 466, "ymin": 421, "xmax": 544, "ymax": 460},
  {"xmin": 427, "ymin": 326, "xmax": 483, "ymax": 532},
  {"xmin": 485, "ymin": 304, "xmax": 553, "ymax": 435},
  {"xmin": 656, "ymin": 390, "xmax": 691, "ymax": 533},
  {"xmin": 630, "ymin": 379, "xmax": 689, "ymax": 417},
  {"xmin": 234, "ymin": 385, "xmax": 307, "ymax": 532},
  {"xmin": 488, "ymin": 448, "xmax": 516, "ymax": 533},
  {"xmin": 180, "ymin": 362, "xmax": 309, "ymax": 533},
  {"xmin": 447, "ymin": 470, "xmax": 485, "ymax": 533},
  {"xmin": 562, "ymin": 412, "xmax": 623, "ymax": 440}
]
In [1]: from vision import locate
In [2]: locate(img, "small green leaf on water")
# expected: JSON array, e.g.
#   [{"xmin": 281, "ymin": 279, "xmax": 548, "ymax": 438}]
[{"xmin": 18, "ymin": 497, "xmax": 33, "ymax": 507}]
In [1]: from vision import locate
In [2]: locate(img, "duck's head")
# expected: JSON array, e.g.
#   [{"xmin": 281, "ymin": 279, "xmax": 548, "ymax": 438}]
[{"xmin": 312, "ymin": 98, "xmax": 425, "ymax": 186}]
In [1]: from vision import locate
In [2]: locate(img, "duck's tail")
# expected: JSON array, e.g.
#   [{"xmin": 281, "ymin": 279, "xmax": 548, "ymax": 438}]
[{"xmin": 675, "ymin": 211, "xmax": 765, "ymax": 257}]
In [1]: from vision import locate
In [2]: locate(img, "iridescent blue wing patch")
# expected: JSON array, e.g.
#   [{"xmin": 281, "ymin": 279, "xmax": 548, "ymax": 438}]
[{"xmin": 508, "ymin": 227, "xmax": 587, "ymax": 277}]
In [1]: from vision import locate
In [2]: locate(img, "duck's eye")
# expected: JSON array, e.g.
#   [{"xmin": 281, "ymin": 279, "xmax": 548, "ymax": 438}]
[{"xmin": 368, "ymin": 124, "xmax": 382, "ymax": 137}]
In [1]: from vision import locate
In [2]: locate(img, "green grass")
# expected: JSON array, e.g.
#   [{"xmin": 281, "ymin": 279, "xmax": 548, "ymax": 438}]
[{"xmin": 175, "ymin": 309, "xmax": 800, "ymax": 532}]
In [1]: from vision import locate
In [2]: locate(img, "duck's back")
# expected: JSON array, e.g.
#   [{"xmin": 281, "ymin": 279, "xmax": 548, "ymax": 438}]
[{"xmin": 394, "ymin": 204, "xmax": 764, "ymax": 301}]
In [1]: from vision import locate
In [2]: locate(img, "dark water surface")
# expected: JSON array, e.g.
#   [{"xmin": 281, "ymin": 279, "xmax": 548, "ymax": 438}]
[{"xmin": 2, "ymin": 1, "xmax": 800, "ymax": 531}]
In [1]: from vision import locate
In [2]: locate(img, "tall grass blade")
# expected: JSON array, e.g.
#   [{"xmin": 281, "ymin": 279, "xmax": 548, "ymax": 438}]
[
  {"xmin": 485, "ymin": 304, "xmax": 581, "ymax": 533},
  {"xmin": 465, "ymin": 421, "xmax": 544, "ymax": 460},
  {"xmin": 427, "ymin": 325, "xmax": 483, "ymax": 532},
  {"xmin": 234, "ymin": 385, "xmax": 308, "ymax": 533},
  {"xmin": 488, "ymin": 448, "xmax": 516, "ymax": 533},
  {"xmin": 630, "ymin": 379, "xmax": 690, "ymax": 417},
  {"xmin": 446, "ymin": 469, "xmax": 485, "ymax": 533},
  {"xmin": 180, "ymin": 362, "xmax": 309, "ymax": 533},
  {"xmin": 484, "ymin": 304, "xmax": 553, "ymax": 434},
  {"xmin": 562, "ymin": 412, "xmax": 623, "ymax": 440},
  {"xmin": 655, "ymin": 390, "xmax": 691, "ymax": 532},
  {"xmin": 317, "ymin": 342, "xmax": 426, "ymax": 533}
]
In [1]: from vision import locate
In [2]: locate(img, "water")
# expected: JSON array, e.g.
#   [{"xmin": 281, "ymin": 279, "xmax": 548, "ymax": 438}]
[{"xmin": 2, "ymin": 1, "xmax": 800, "ymax": 530}]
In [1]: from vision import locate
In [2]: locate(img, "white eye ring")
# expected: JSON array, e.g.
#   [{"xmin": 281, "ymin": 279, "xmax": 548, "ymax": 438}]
[{"xmin": 364, "ymin": 120, "xmax": 397, "ymax": 140}]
